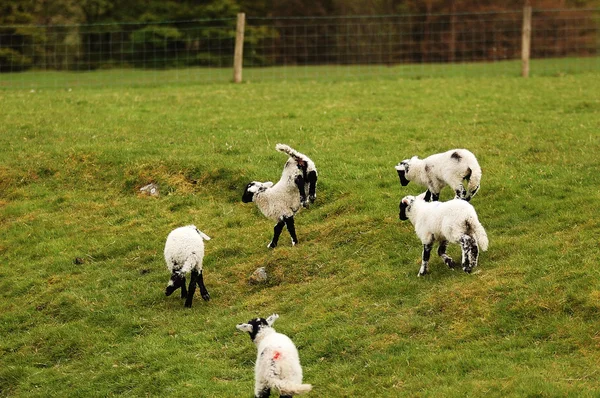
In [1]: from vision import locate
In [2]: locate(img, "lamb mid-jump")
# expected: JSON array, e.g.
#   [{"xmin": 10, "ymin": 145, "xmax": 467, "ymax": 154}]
[
  {"xmin": 395, "ymin": 149, "xmax": 481, "ymax": 201},
  {"xmin": 399, "ymin": 194, "xmax": 488, "ymax": 276},
  {"xmin": 242, "ymin": 144, "xmax": 318, "ymax": 248},
  {"xmin": 164, "ymin": 225, "xmax": 211, "ymax": 308},
  {"xmin": 236, "ymin": 314, "xmax": 312, "ymax": 398}
]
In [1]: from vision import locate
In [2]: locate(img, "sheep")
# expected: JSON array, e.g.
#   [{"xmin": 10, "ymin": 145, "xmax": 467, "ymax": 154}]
[
  {"xmin": 275, "ymin": 144, "xmax": 318, "ymax": 207},
  {"xmin": 395, "ymin": 149, "xmax": 481, "ymax": 202},
  {"xmin": 399, "ymin": 193, "xmax": 489, "ymax": 276},
  {"xmin": 164, "ymin": 225, "xmax": 211, "ymax": 308},
  {"xmin": 236, "ymin": 314, "xmax": 312, "ymax": 398},
  {"xmin": 242, "ymin": 144, "xmax": 317, "ymax": 248}
]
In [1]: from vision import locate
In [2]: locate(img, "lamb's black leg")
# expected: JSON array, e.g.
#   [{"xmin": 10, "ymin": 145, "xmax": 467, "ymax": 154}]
[
  {"xmin": 431, "ymin": 192, "xmax": 440, "ymax": 201},
  {"xmin": 459, "ymin": 235, "xmax": 478, "ymax": 274},
  {"xmin": 424, "ymin": 190, "xmax": 432, "ymax": 202},
  {"xmin": 180, "ymin": 275, "xmax": 187, "ymax": 299},
  {"xmin": 419, "ymin": 241, "xmax": 433, "ymax": 276},
  {"xmin": 284, "ymin": 216, "xmax": 298, "ymax": 246},
  {"xmin": 438, "ymin": 240, "xmax": 456, "ymax": 269},
  {"xmin": 307, "ymin": 170, "xmax": 318, "ymax": 203},
  {"xmin": 268, "ymin": 220, "xmax": 286, "ymax": 248},
  {"xmin": 184, "ymin": 269, "xmax": 198, "ymax": 308},
  {"xmin": 196, "ymin": 269, "xmax": 210, "ymax": 301},
  {"xmin": 256, "ymin": 388, "xmax": 271, "ymax": 398},
  {"xmin": 280, "ymin": 395, "xmax": 293, "ymax": 398},
  {"xmin": 294, "ymin": 174, "xmax": 308, "ymax": 206}
]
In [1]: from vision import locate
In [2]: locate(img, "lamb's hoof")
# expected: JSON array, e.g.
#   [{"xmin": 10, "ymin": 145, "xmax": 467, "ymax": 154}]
[
  {"xmin": 267, "ymin": 242, "xmax": 277, "ymax": 249},
  {"xmin": 301, "ymin": 200, "xmax": 309, "ymax": 208},
  {"xmin": 463, "ymin": 267, "xmax": 472, "ymax": 274},
  {"xmin": 184, "ymin": 302, "xmax": 193, "ymax": 308},
  {"xmin": 309, "ymin": 195, "xmax": 316, "ymax": 203},
  {"xmin": 445, "ymin": 260, "xmax": 456, "ymax": 269},
  {"xmin": 291, "ymin": 239, "xmax": 298, "ymax": 246},
  {"xmin": 202, "ymin": 293, "xmax": 210, "ymax": 301},
  {"xmin": 418, "ymin": 271, "xmax": 428, "ymax": 277}
]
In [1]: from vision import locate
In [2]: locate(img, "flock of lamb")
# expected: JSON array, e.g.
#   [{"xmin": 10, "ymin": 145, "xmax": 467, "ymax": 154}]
[{"xmin": 162, "ymin": 144, "xmax": 488, "ymax": 397}]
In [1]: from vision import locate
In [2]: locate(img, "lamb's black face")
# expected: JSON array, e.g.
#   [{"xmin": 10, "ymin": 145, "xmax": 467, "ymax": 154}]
[
  {"xmin": 399, "ymin": 201, "xmax": 409, "ymax": 220},
  {"xmin": 237, "ymin": 317, "xmax": 269, "ymax": 342},
  {"xmin": 396, "ymin": 161, "xmax": 411, "ymax": 186},
  {"xmin": 399, "ymin": 196, "xmax": 414, "ymax": 221},
  {"xmin": 242, "ymin": 182, "xmax": 256, "ymax": 203},
  {"xmin": 165, "ymin": 272, "xmax": 185, "ymax": 296}
]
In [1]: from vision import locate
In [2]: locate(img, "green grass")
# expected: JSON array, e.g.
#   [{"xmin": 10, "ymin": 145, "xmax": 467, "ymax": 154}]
[
  {"xmin": 1, "ymin": 72, "xmax": 600, "ymax": 397},
  {"xmin": 2, "ymin": 56, "xmax": 599, "ymax": 89}
]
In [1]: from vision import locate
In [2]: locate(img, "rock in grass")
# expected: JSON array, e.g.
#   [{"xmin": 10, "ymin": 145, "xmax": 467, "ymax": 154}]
[
  {"xmin": 140, "ymin": 183, "xmax": 159, "ymax": 197},
  {"xmin": 249, "ymin": 267, "xmax": 268, "ymax": 284}
]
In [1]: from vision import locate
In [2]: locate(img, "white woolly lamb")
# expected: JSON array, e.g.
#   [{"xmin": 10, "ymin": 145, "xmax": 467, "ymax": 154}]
[
  {"xmin": 395, "ymin": 149, "xmax": 481, "ymax": 201},
  {"xmin": 164, "ymin": 225, "xmax": 211, "ymax": 308},
  {"xmin": 236, "ymin": 314, "xmax": 312, "ymax": 398},
  {"xmin": 399, "ymin": 193, "xmax": 489, "ymax": 276},
  {"xmin": 242, "ymin": 144, "xmax": 317, "ymax": 248}
]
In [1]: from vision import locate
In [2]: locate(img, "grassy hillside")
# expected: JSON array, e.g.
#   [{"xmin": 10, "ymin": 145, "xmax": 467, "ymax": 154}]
[{"xmin": 1, "ymin": 73, "xmax": 599, "ymax": 397}]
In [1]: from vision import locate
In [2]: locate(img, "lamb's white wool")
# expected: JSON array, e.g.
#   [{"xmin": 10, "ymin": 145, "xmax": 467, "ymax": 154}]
[
  {"xmin": 237, "ymin": 314, "xmax": 312, "ymax": 397},
  {"xmin": 164, "ymin": 225, "xmax": 211, "ymax": 308},
  {"xmin": 400, "ymin": 194, "xmax": 488, "ymax": 276},
  {"xmin": 245, "ymin": 180, "xmax": 302, "ymax": 222},
  {"xmin": 242, "ymin": 144, "xmax": 318, "ymax": 248},
  {"xmin": 395, "ymin": 149, "xmax": 481, "ymax": 201}
]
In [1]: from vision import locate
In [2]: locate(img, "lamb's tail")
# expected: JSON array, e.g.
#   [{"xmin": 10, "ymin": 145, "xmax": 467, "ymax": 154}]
[
  {"xmin": 273, "ymin": 379, "xmax": 312, "ymax": 395},
  {"xmin": 180, "ymin": 252, "xmax": 202, "ymax": 274},
  {"xmin": 465, "ymin": 163, "xmax": 482, "ymax": 201},
  {"xmin": 472, "ymin": 219, "xmax": 488, "ymax": 252},
  {"xmin": 276, "ymin": 143, "xmax": 309, "ymax": 164}
]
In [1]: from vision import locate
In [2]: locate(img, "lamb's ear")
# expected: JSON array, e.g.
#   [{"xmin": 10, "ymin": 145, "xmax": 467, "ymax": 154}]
[
  {"xmin": 264, "ymin": 181, "xmax": 274, "ymax": 188},
  {"xmin": 236, "ymin": 323, "xmax": 253, "ymax": 333},
  {"xmin": 416, "ymin": 192, "xmax": 427, "ymax": 201},
  {"xmin": 266, "ymin": 314, "xmax": 279, "ymax": 326},
  {"xmin": 247, "ymin": 183, "xmax": 261, "ymax": 193},
  {"xmin": 195, "ymin": 229, "xmax": 211, "ymax": 241}
]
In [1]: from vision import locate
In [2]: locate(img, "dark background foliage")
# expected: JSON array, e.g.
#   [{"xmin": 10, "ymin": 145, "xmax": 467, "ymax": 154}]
[{"xmin": 0, "ymin": 0, "xmax": 598, "ymax": 71}]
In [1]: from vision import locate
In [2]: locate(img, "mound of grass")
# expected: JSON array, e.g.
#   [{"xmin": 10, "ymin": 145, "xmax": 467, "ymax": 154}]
[{"xmin": 1, "ymin": 73, "xmax": 599, "ymax": 396}]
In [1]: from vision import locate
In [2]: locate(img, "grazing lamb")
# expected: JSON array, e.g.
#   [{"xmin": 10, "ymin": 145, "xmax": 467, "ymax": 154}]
[
  {"xmin": 236, "ymin": 314, "xmax": 312, "ymax": 398},
  {"xmin": 243, "ymin": 144, "xmax": 318, "ymax": 248},
  {"xmin": 395, "ymin": 149, "xmax": 481, "ymax": 202},
  {"xmin": 164, "ymin": 225, "xmax": 211, "ymax": 308},
  {"xmin": 399, "ymin": 193, "xmax": 488, "ymax": 276},
  {"xmin": 275, "ymin": 144, "xmax": 318, "ymax": 207}
]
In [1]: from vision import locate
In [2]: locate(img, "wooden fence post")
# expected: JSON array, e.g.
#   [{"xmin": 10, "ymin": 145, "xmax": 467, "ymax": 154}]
[
  {"xmin": 521, "ymin": 2, "xmax": 532, "ymax": 78},
  {"xmin": 233, "ymin": 13, "xmax": 246, "ymax": 83}
]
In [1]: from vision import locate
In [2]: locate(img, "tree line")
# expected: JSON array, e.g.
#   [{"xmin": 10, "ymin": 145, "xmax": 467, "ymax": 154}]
[{"xmin": 1, "ymin": 0, "xmax": 598, "ymax": 72}]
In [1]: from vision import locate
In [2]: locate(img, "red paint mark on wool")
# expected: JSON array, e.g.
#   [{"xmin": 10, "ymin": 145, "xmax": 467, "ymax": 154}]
[{"xmin": 273, "ymin": 351, "xmax": 281, "ymax": 360}]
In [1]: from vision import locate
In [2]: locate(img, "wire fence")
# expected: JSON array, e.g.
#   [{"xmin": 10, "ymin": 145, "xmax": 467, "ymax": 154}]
[{"xmin": 1, "ymin": 8, "xmax": 598, "ymax": 89}]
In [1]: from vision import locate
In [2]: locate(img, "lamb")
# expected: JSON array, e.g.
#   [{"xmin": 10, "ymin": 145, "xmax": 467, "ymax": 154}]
[
  {"xmin": 164, "ymin": 225, "xmax": 211, "ymax": 308},
  {"xmin": 399, "ymin": 193, "xmax": 489, "ymax": 276},
  {"xmin": 395, "ymin": 149, "xmax": 481, "ymax": 202},
  {"xmin": 242, "ymin": 144, "xmax": 317, "ymax": 248},
  {"xmin": 236, "ymin": 314, "xmax": 312, "ymax": 398}
]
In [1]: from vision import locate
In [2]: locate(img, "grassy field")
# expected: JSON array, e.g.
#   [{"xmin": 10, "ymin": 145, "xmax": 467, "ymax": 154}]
[
  {"xmin": 2, "ymin": 56, "xmax": 599, "ymax": 89},
  {"xmin": 1, "ymin": 72, "xmax": 599, "ymax": 397}
]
